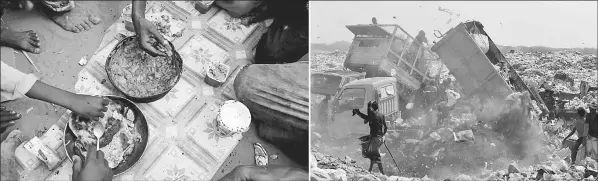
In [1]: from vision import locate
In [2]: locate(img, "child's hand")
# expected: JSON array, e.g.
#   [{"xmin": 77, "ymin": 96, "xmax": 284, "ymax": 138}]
[
  {"xmin": 1, "ymin": 106, "xmax": 21, "ymax": 130},
  {"xmin": 69, "ymin": 95, "xmax": 109, "ymax": 121}
]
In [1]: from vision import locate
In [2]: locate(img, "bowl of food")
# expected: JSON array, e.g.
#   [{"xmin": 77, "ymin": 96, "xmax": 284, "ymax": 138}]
[
  {"xmin": 215, "ymin": 100, "xmax": 251, "ymax": 137},
  {"xmin": 204, "ymin": 62, "xmax": 229, "ymax": 87},
  {"xmin": 63, "ymin": 95, "xmax": 149, "ymax": 176},
  {"xmin": 105, "ymin": 35, "xmax": 183, "ymax": 103},
  {"xmin": 42, "ymin": 0, "xmax": 74, "ymax": 12}
]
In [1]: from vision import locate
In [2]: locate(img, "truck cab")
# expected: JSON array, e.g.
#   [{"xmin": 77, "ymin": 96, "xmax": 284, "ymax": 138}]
[
  {"xmin": 311, "ymin": 71, "xmax": 366, "ymax": 126},
  {"xmin": 328, "ymin": 77, "xmax": 400, "ymax": 138}
]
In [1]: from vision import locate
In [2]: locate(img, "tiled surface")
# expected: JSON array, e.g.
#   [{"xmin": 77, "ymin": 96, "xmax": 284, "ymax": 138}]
[
  {"xmin": 180, "ymin": 35, "xmax": 229, "ymax": 77},
  {"xmin": 21, "ymin": 2, "xmax": 266, "ymax": 180},
  {"xmin": 207, "ymin": 10, "xmax": 259, "ymax": 45}
]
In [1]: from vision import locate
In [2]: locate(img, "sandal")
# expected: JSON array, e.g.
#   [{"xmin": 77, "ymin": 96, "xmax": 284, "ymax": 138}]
[{"xmin": 253, "ymin": 142, "xmax": 268, "ymax": 166}]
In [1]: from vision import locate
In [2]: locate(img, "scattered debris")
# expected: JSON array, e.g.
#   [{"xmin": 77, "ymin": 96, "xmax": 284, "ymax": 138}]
[
  {"xmin": 269, "ymin": 154, "xmax": 278, "ymax": 160},
  {"xmin": 78, "ymin": 55, "xmax": 88, "ymax": 66},
  {"xmin": 26, "ymin": 107, "xmax": 34, "ymax": 114},
  {"xmin": 311, "ymin": 48, "xmax": 597, "ymax": 180}
]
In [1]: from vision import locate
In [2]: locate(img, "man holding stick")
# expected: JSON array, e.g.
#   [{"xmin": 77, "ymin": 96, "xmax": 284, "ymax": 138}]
[{"xmin": 353, "ymin": 101, "xmax": 387, "ymax": 175}]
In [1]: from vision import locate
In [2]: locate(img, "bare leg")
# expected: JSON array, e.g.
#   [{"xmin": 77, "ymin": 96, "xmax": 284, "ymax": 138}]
[
  {"xmin": 0, "ymin": 22, "xmax": 41, "ymax": 53},
  {"xmin": 0, "ymin": 130, "xmax": 23, "ymax": 180},
  {"xmin": 39, "ymin": 1, "xmax": 101, "ymax": 33},
  {"xmin": 377, "ymin": 163, "xmax": 384, "ymax": 175}
]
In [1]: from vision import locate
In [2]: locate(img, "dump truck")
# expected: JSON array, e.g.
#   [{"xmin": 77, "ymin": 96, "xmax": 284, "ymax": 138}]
[
  {"xmin": 322, "ymin": 21, "xmax": 544, "ymax": 139},
  {"xmin": 431, "ymin": 21, "xmax": 547, "ymax": 111},
  {"xmin": 321, "ymin": 24, "xmax": 441, "ymax": 138}
]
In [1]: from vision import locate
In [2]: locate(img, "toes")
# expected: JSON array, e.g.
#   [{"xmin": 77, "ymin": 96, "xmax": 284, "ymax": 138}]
[
  {"xmin": 20, "ymin": 42, "xmax": 40, "ymax": 54},
  {"xmin": 28, "ymin": 32, "xmax": 40, "ymax": 42},
  {"xmin": 83, "ymin": 19, "xmax": 93, "ymax": 30},
  {"xmin": 69, "ymin": 24, "xmax": 81, "ymax": 33},
  {"xmin": 76, "ymin": 24, "xmax": 85, "ymax": 32},
  {"xmin": 28, "ymin": 38, "xmax": 40, "ymax": 48},
  {"xmin": 89, "ymin": 15, "xmax": 101, "ymax": 25},
  {"xmin": 80, "ymin": 22, "xmax": 91, "ymax": 31}
]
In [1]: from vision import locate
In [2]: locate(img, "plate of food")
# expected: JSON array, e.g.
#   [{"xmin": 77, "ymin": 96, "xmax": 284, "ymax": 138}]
[
  {"xmin": 105, "ymin": 35, "xmax": 183, "ymax": 103},
  {"xmin": 63, "ymin": 95, "xmax": 149, "ymax": 176}
]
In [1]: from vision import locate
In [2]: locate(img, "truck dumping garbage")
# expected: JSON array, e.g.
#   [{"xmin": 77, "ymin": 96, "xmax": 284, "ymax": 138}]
[{"xmin": 310, "ymin": 19, "xmax": 598, "ymax": 180}]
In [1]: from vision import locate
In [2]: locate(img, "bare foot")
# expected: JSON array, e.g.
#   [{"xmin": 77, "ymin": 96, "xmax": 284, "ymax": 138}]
[
  {"xmin": 40, "ymin": 1, "xmax": 101, "ymax": 33},
  {"xmin": 0, "ymin": 130, "xmax": 23, "ymax": 180},
  {"xmin": 0, "ymin": 29, "xmax": 41, "ymax": 54}
]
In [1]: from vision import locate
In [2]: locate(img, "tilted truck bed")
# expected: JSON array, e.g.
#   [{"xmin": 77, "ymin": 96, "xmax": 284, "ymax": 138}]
[{"xmin": 432, "ymin": 21, "xmax": 547, "ymax": 110}]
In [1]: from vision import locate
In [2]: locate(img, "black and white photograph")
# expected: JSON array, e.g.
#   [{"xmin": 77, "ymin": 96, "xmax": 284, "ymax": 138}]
[
  {"xmin": 1, "ymin": 0, "xmax": 308, "ymax": 180},
  {"xmin": 310, "ymin": 1, "xmax": 597, "ymax": 180}
]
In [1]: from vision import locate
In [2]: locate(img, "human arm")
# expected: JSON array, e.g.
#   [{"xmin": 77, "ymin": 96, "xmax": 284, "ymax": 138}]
[
  {"xmin": 562, "ymin": 127, "xmax": 576, "ymax": 145},
  {"xmin": 25, "ymin": 81, "xmax": 108, "ymax": 121},
  {"xmin": 1, "ymin": 61, "xmax": 107, "ymax": 120},
  {"xmin": 132, "ymin": 0, "xmax": 168, "ymax": 56},
  {"xmin": 1, "ymin": 105, "xmax": 20, "ymax": 130},
  {"xmin": 71, "ymin": 144, "xmax": 113, "ymax": 181},
  {"xmin": 354, "ymin": 109, "xmax": 368, "ymax": 122}
]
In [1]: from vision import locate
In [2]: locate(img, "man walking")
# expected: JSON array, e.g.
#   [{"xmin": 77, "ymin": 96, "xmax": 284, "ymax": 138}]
[{"xmin": 353, "ymin": 101, "xmax": 388, "ymax": 175}]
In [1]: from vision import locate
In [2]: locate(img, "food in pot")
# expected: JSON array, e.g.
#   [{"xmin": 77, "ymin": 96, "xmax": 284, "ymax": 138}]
[
  {"xmin": 207, "ymin": 63, "xmax": 228, "ymax": 83},
  {"xmin": 108, "ymin": 37, "xmax": 180, "ymax": 98},
  {"xmin": 216, "ymin": 100, "xmax": 251, "ymax": 137},
  {"xmin": 146, "ymin": 6, "xmax": 185, "ymax": 41},
  {"xmin": 70, "ymin": 100, "xmax": 141, "ymax": 168}
]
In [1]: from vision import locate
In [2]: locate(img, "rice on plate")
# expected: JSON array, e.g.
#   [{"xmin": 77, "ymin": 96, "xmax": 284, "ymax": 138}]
[{"xmin": 69, "ymin": 100, "xmax": 142, "ymax": 168}]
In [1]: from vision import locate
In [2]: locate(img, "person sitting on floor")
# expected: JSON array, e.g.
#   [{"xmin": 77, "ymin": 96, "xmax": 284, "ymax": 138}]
[
  {"xmin": 1, "ymin": 61, "xmax": 108, "ymax": 136},
  {"xmin": 0, "ymin": 0, "xmax": 102, "ymax": 54},
  {"xmin": 131, "ymin": 0, "xmax": 308, "ymax": 64},
  {"xmin": 1, "ymin": 130, "xmax": 113, "ymax": 180}
]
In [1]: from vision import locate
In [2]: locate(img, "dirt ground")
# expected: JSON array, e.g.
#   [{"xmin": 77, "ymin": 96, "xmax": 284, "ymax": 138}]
[{"xmin": 0, "ymin": 1, "xmax": 297, "ymax": 180}]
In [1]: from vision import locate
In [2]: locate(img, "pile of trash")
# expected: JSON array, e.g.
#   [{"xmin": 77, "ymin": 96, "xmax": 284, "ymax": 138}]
[
  {"xmin": 311, "ymin": 146, "xmax": 598, "ymax": 181},
  {"xmin": 311, "ymin": 90, "xmax": 596, "ymax": 180},
  {"xmin": 311, "ymin": 51, "xmax": 347, "ymax": 72},
  {"xmin": 506, "ymin": 50, "xmax": 597, "ymax": 92}
]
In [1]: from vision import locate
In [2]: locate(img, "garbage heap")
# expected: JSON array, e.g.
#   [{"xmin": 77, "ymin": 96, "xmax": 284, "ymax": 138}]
[
  {"xmin": 311, "ymin": 51, "xmax": 347, "ymax": 72},
  {"xmin": 311, "ymin": 146, "xmax": 597, "ymax": 181},
  {"xmin": 312, "ymin": 91, "xmax": 597, "ymax": 181},
  {"xmin": 310, "ymin": 47, "xmax": 597, "ymax": 181}
]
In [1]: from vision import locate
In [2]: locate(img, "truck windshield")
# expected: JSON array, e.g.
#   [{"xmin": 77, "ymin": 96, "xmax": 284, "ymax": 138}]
[
  {"xmin": 312, "ymin": 74, "xmax": 343, "ymax": 93},
  {"xmin": 338, "ymin": 88, "xmax": 366, "ymax": 110}
]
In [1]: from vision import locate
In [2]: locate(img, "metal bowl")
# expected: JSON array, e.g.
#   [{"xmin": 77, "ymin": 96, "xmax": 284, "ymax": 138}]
[
  {"xmin": 105, "ymin": 36, "xmax": 183, "ymax": 103},
  {"xmin": 63, "ymin": 95, "xmax": 149, "ymax": 176}
]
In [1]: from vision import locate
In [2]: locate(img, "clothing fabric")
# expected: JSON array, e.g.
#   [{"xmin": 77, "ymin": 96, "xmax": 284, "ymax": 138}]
[
  {"xmin": 254, "ymin": 19, "xmax": 308, "ymax": 64},
  {"xmin": 587, "ymin": 111, "xmax": 598, "ymax": 138},
  {"xmin": 355, "ymin": 108, "xmax": 386, "ymax": 137},
  {"xmin": 571, "ymin": 137, "xmax": 585, "ymax": 164},
  {"xmin": 587, "ymin": 135, "xmax": 598, "ymax": 160},
  {"xmin": 575, "ymin": 117, "xmax": 588, "ymax": 138},
  {"xmin": 359, "ymin": 135, "xmax": 383, "ymax": 163},
  {"xmin": 1, "ymin": 61, "xmax": 38, "ymax": 102}
]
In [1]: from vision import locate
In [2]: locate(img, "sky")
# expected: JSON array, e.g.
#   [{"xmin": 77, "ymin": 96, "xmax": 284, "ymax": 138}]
[{"xmin": 310, "ymin": 1, "xmax": 598, "ymax": 48}]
